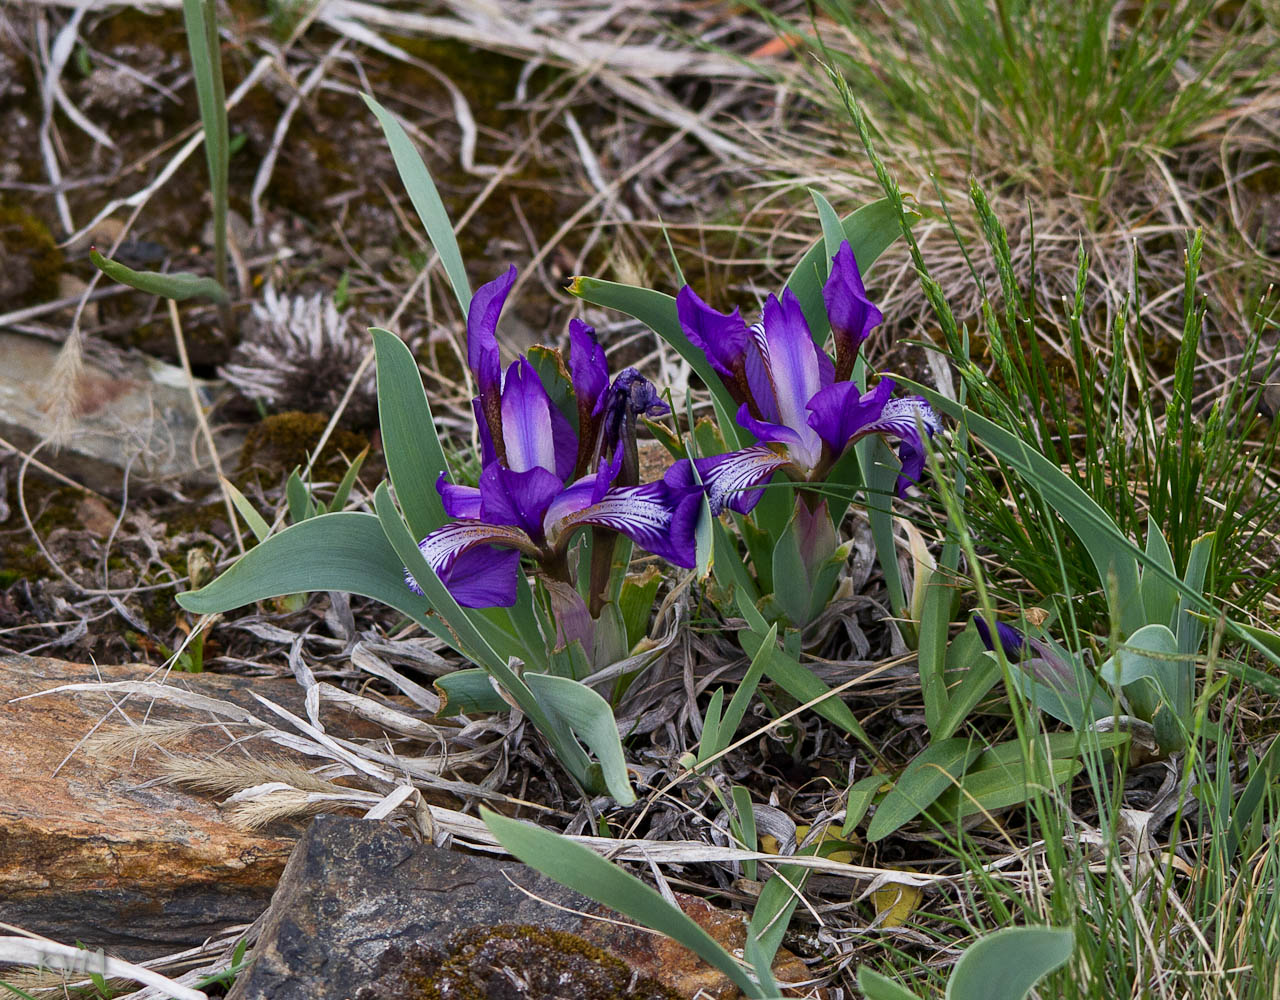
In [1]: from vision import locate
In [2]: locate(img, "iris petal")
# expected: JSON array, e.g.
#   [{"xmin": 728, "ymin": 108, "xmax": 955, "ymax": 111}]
[
  {"xmin": 669, "ymin": 446, "xmax": 790, "ymax": 516},
  {"xmin": 550, "ymin": 480, "xmax": 700, "ymax": 568},
  {"xmin": 974, "ymin": 616, "xmax": 1027, "ymax": 661},
  {"xmin": 824, "ymin": 240, "xmax": 883, "ymax": 380},
  {"xmin": 568, "ymin": 318, "xmax": 609, "ymax": 419},
  {"xmin": 676, "ymin": 285, "xmax": 750, "ymax": 385},
  {"xmin": 757, "ymin": 289, "xmax": 827, "ymax": 469},
  {"xmin": 467, "ymin": 267, "xmax": 517, "ymax": 452},
  {"xmin": 499, "ymin": 358, "xmax": 576, "ymax": 479},
  {"xmin": 405, "ymin": 520, "xmax": 529, "ymax": 608},
  {"xmin": 858, "ymin": 397, "xmax": 940, "ymax": 496},
  {"xmin": 742, "ymin": 332, "xmax": 776, "ymax": 423},
  {"xmin": 736, "ymin": 403, "xmax": 814, "ymax": 458},
  {"xmin": 436, "ymin": 472, "xmax": 482, "ymax": 519},
  {"xmin": 805, "ymin": 377, "xmax": 895, "ymax": 455},
  {"xmin": 973, "ymin": 616, "xmax": 1079, "ymax": 692},
  {"xmin": 541, "ymin": 469, "xmax": 610, "ymax": 529},
  {"xmin": 805, "ymin": 380, "xmax": 937, "ymax": 495},
  {"xmin": 479, "ymin": 463, "xmax": 565, "ymax": 540}
]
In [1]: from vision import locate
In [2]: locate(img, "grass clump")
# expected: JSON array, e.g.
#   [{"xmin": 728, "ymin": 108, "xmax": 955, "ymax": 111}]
[{"xmin": 794, "ymin": 0, "xmax": 1274, "ymax": 205}]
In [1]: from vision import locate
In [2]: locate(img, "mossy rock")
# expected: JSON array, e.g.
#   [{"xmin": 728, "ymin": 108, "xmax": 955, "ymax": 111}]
[
  {"xmin": 0, "ymin": 200, "xmax": 63, "ymax": 310},
  {"xmin": 0, "ymin": 475, "xmax": 87, "ymax": 587},
  {"xmin": 236, "ymin": 410, "xmax": 372, "ymax": 487},
  {"xmin": 356, "ymin": 924, "xmax": 686, "ymax": 1000}
]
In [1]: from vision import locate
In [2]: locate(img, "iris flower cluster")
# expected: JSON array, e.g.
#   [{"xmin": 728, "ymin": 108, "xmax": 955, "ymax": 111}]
[
  {"xmin": 406, "ymin": 266, "xmax": 701, "ymax": 608},
  {"xmin": 408, "ymin": 242, "xmax": 940, "ymax": 610},
  {"xmin": 667, "ymin": 240, "xmax": 939, "ymax": 515}
]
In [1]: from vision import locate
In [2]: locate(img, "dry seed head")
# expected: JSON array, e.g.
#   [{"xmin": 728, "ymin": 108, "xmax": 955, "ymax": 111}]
[{"xmin": 220, "ymin": 285, "xmax": 379, "ymax": 426}]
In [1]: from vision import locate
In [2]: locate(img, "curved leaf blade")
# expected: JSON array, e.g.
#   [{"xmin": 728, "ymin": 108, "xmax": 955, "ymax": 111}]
[
  {"xmin": 858, "ymin": 968, "xmax": 922, "ymax": 1000},
  {"xmin": 1176, "ymin": 531, "xmax": 1214, "ymax": 658},
  {"xmin": 930, "ymin": 756, "xmax": 1083, "ymax": 823},
  {"xmin": 362, "ymin": 93, "xmax": 471, "ymax": 316},
  {"xmin": 945, "ymin": 926, "xmax": 1073, "ymax": 1000},
  {"xmin": 481, "ymin": 809, "xmax": 765, "ymax": 999},
  {"xmin": 524, "ymin": 672, "xmax": 635, "ymax": 806},
  {"xmin": 434, "ymin": 667, "xmax": 507, "ymax": 717},
  {"xmin": 738, "ymin": 627, "xmax": 874, "ymax": 751},
  {"xmin": 1139, "ymin": 516, "xmax": 1178, "ymax": 629},
  {"xmin": 91, "ymin": 248, "xmax": 228, "ymax": 304},
  {"xmin": 867, "ymin": 738, "xmax": 984, "ymax": 842},
  {"xmin": 176, "ymin": 511, "xmax": 427, "ymax": 619},
  {"xmin": 372, "ymin": 326, "xmax": 452, "ymax": 539}
]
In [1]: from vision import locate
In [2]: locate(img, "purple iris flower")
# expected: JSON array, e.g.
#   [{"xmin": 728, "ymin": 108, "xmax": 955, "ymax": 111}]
[
  {"xmin": 405, "ymin": 267, "xmax": 702, "ymax": 608},
  {"xmin": 973, "ymin": 616, "xmax": 1077, "ymax": 691},
  {"xmin": 672, "ymin": 240, "xmax": 939, "ymax": 515}
]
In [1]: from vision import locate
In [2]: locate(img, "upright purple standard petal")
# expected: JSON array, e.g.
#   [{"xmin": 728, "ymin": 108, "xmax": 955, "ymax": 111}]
[
  {"xmin": 756, "ymin": 289, "xmax": 830, "ymax": 470},
  {"xmin": 467, "ymin": 266, "xmax": 516, "ymax": 389},
  {"xmin": 499, "ymin": 358, "xmax": 576, "ymax": 480},
  {"xmin": 568, "ymin": 319, "xmax": 609, "ymax": 419},
  {"xmin": 568, "ymin": 318, "xmax": 611, "ymax": 478},
  {"xmin": 741, "ymin": 334, "xmax": 775, "ymax": 423},
  {"xmin": 824, "ymin": 240, "xmax": 883, "ymax": 381},
  {"xmin": 405, "ymin": 520, "xmax": 530, "ymax": 608},
  {"xmin": 467, "ymin": 266, "xmax": 517, "ymax": 455},
  {"xmin": 677, "ymin": 285, "xmax": 752, "ymax": 402}
]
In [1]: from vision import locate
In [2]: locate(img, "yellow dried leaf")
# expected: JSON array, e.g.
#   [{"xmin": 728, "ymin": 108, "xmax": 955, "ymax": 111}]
[
  {"xmin": 795, "ymin": 824, "xmax": 856, "ymax": 864},
  {"xmin": 871, "ymin": 880, "xmax": 922, "ymax": 927}
]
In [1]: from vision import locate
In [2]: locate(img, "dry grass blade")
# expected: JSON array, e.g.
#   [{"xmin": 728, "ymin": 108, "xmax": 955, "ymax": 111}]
[
  {"xmin": 157, "ymin": 755, "xmax": 348, "ymax": 797},
  {"xmin": 166, "ymin": 300, "xmax": 244, "ymax": 555},
  {"xmin": 83, "ymin": 720, "xmax": 214, "ymax": 760},
  {"xmin": 0, "ymin": 932, "xmax": 207, "ymax": 1000}
]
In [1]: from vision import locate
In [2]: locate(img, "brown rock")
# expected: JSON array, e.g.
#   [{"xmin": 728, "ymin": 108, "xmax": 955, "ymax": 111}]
[
  {"xmin": 0, "ymin": 654, "xmax": 313, "ymax": 958},
  {"xmin": 0, "ymin": 332, "xmax": 242, "ymax": 493},
  {"xmin": 228, "ymin": 816, "xmax": 820, "ymax": 1000}
]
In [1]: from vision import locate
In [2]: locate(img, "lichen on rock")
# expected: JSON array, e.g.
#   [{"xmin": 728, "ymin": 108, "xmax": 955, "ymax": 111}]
[{"xmin": 355, "ymin": 924, "xmax": 687, "ymax": 1000}]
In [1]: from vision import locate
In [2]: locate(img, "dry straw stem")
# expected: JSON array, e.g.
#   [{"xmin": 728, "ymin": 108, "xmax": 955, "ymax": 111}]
[
  {"xmin": 0, "ymin": 912, "xmax": 258, "ymax": 999},
  {"xmin": 164, "ymin": 299, "xmax": 244, "ymax": 556},
  {"xmin": 0, "ymin": 927, "xmax": 207, "ymax": 1000}
]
